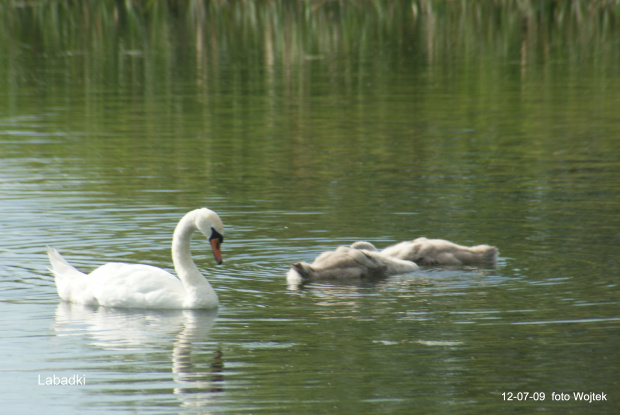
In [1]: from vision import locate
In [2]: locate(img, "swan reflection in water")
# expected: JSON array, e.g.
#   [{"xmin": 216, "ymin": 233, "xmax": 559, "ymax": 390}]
[
  {"xmin": 172, "ymin": 309, "xmax": 225, "ymax": 399},
  {"xmin": 53, "ymin": 302, "xmax": 223, "ymax": 407}
]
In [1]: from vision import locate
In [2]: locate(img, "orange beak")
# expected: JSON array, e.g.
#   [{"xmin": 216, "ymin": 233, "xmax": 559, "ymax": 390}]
[{"xmin": 210, "ymin": 238, "xmax": 223, "ymax": 265}]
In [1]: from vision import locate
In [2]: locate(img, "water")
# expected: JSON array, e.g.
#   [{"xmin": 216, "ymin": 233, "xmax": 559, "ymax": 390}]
[{"xmin": 1, "ymin": 2, "xmax": 620, "ymax": 414}]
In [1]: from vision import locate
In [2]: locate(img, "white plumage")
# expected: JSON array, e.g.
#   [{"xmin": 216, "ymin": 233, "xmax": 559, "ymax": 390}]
[{"xmin": 47, "ymin": 208, "xmax": 224, "ymax": 309}]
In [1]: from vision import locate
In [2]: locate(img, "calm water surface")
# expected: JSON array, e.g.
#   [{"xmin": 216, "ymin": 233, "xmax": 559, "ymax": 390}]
[{"xmin": 1, "ymin": 2, "xmax": 620, "ymax": 414}]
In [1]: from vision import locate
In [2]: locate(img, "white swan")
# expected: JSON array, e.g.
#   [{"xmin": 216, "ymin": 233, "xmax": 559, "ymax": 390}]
[
  {"xmin": 359, "ymin": 237, "xmax": 498, "ymax": 266},
  {"xmin": 47, "ymin": 208, "xmax": 225, "ymax": 309},
  {"xmin": 286, "ymin": 243, "xmax": 418, "ymax": 285}
]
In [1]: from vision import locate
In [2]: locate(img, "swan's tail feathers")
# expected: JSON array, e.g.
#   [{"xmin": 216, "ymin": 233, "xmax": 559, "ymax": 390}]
[
  {"xmin": 474, "ymin": 245, "xmax": 499, "ymax": 264},
  {"xmin": 46, "ymin": 246, "xmax": 86, "ymax": 280}
]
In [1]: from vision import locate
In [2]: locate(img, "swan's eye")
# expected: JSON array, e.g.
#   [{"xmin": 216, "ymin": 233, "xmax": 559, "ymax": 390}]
[{"xmin": 210, "ymin": 228, "xmax": 224, "ymax": 243}]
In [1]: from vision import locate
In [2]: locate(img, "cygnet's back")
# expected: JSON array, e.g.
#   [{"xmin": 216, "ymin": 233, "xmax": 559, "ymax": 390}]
[
  {"xmin": 382, "ymin": 237, "xmax": 498, "ymax": 266},
  {"xmin": 287, "ymin": 245, "xmax": 418, "ymax": 285}
]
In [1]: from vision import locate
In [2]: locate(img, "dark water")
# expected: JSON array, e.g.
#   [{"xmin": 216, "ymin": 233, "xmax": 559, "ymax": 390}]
[{"xmin": 1, "ymin": 2, "xmax": 620, "ymax": 414}]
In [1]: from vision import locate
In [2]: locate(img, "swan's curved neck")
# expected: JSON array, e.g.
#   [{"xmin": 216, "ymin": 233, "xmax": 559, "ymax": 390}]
[{"xmin": 171, "ymin": 214, "xmax": 213, "ymax": 295}]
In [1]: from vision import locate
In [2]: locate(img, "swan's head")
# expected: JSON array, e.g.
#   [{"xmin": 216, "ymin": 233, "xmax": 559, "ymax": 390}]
[{"xmin": 195, "ymin": 208, "xmax": 225, "ymax": 265}]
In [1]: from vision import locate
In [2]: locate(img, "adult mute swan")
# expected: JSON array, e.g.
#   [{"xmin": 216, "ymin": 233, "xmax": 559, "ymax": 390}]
[
  {"xmin": 358, "ymin": 237, "xmax": 498, "ymax": 266},
  {"xmin": 47, "ymin": 208, "xmax": 224, "ymax": 309},
  {"xmin": 286, "ymin": 243, "xmax": 418, "ymax": 285}
]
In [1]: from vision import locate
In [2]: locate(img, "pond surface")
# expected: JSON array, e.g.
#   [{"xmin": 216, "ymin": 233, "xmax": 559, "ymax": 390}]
[{"xmin": 1, "ymin": 2, "xmax": 620, "ymax": 414}]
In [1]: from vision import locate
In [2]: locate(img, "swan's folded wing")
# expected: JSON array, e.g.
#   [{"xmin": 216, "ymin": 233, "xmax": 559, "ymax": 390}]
[
  {"xmin": 360, "ymin": 250, "xmax": 419, "ymax": 275},
  {"xmin": 88, "ymin": 263, "xmax": 186, "ymax": 308},
  {"xmin": 346, "ymin": 247, "xmax": 386, "ymax": 270}
]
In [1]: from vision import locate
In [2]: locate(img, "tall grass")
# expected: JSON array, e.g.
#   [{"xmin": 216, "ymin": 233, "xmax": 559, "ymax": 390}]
[
  {"xmin": 0, "ymin": 0, "xmax": 618, "ymax": 124},
  {"xmin": 1, "ymin": 0, "xmax": 618, "ymax": 65}
]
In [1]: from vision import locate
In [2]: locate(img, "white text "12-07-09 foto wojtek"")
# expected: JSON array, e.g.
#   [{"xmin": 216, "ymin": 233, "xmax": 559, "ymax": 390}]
[{"xmin": 38, "ymin": 374, "xmax": 86, "ymax": 386}]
